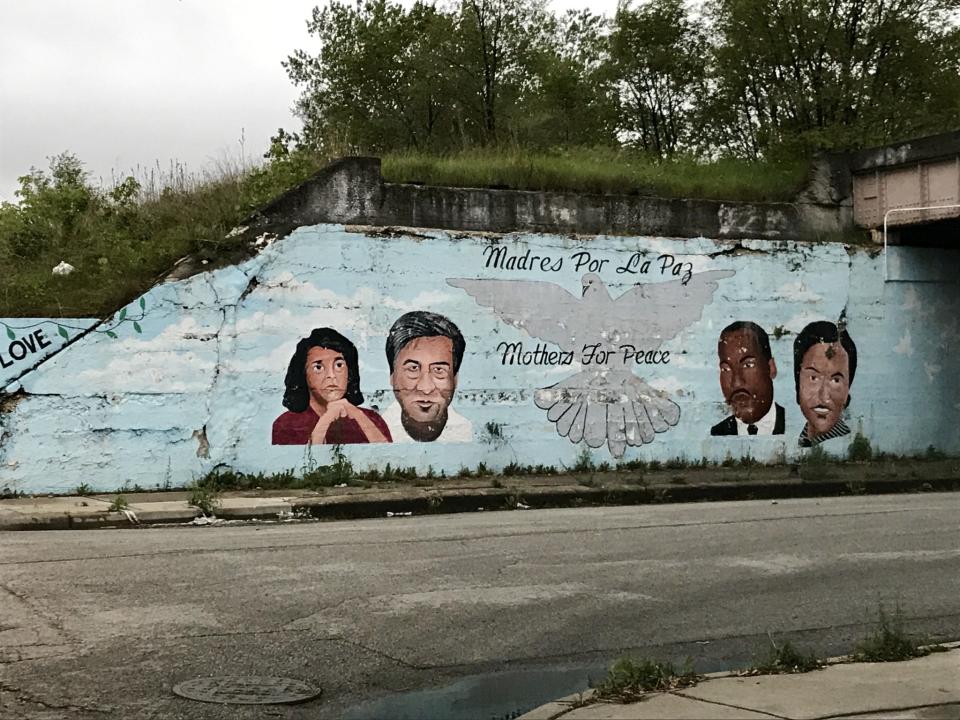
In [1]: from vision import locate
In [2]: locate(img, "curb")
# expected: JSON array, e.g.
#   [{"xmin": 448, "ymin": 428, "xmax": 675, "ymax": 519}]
[
  {"xmin": 288, "ymin": 474, "xmax": 960, "ymax": 521},
  {"xmin": 518, "ymin": 642, "xmax": 960, "ymax": 720},
  {"xmin": 2, "ymin": 470, "xmax": 958, "ymax": 531}
]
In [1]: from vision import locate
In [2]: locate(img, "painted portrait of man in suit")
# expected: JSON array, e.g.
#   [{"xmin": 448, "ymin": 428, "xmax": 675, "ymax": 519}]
[{"xmin": 711, "ymin": 321, "xmax": 785, "ymax": 436}]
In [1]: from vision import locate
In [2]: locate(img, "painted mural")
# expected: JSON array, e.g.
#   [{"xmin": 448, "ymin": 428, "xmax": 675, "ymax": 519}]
[
  {"xmin": 1, "ymin": 226, "xmax": 958, "ymax": 494},
  {"xmin": 384, "ymin": 311, "xmax": 469, "ymax": 443},
  {"xmin": 448, "ymin": 269, "xmax": 733, "ymax": 458},
  {"xmin": 793, "ymin": 320, "xmax": 857, "ymax": 447},
  {"xmin": 712, "ymin": 321, "xmax": 785, "ymax": 437},
  {"xmin": 272, "ymin": 328, "xmax": 391, "ymax": 444}
]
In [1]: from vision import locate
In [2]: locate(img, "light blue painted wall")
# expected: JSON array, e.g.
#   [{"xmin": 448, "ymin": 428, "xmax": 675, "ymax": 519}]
[
  {"xmin": 0, "ymin": 318, "xmax": 98, "ymax": 387},
  {"xmin": 1, "ymin": 225, "xmax": 957, "ymax": 493}
]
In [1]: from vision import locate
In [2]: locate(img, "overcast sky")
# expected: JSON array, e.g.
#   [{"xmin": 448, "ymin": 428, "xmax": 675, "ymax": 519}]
[{"xmin": 0, "ymin": 0, "xmax": 617, "ymax": 203}]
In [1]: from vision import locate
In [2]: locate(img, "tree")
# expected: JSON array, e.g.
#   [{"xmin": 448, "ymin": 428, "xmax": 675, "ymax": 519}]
[
  {"xmin": 703, "ymin": 0, "xmax": 960, "ymax": 157},
  {"xmin": 285, "ymin": 0, "xmax": 608, "ymax": 152},
  {"xmin": 517, "ymin": 9, "xmax": 620, "ymax": 148},
  {"xmin": 284, "ymin": 0, "xmax": 459, "ymax": 153},
  {"xmin": 447, "ymin": 0, "xmax": 558, "ymax": 145},
  {"xmin": 0, "ymin": 153, "xmax": 98, "ymax": 258},
  {"xmin": 609, "ymin": 0, "xmax": 707, "ymax": 157}
]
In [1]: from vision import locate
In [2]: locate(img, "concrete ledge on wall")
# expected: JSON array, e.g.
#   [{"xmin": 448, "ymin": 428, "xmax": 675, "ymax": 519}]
[{"xmin": 233, "ymin": 156, "xmax": 848, "ymax": 245}]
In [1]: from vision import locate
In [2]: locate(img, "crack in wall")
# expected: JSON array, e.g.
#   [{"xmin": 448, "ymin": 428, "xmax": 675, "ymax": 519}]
[{"xmin": 707, "ymin": 240, "xmax": 770, "ymax": 259}]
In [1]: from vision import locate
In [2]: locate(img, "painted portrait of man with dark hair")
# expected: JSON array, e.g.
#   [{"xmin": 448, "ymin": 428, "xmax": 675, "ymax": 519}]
[
  {"xmin": 712, "ymin": 320, "xmax": 785, "ymax": 436},
  {"xmin": 383, "ymin": 311, "xmax": 472, "ymax": 442},
  {"xmin": 272, "ymin": 327, "xmax": 391, "ymax": 445},
  {"xmin": 793, "ymin": 320, "xmax": 858, "ymax": 447}
]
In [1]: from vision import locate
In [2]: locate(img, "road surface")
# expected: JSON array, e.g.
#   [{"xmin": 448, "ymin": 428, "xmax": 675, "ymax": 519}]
[{"xmin": 2, "ymin": 493, "xmax": 959, "ymax": 718}]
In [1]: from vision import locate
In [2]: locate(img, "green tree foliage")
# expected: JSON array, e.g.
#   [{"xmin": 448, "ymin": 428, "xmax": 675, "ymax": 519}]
[
  {"xmin": 1, "ymin": 154, "xmax": 98, "ymax": 259},
  {"xmin": 519, "ymin": 10, "xmax": 620, "ymax": 148},
  {"xmin": 703, "ymin": 0, "xmax": 960, "ymax": 157},
  {"xmin": 0, "ymin": 146, "xmax": 328, "ymax": 317},
  {"xmin": 284, "ymin": 0, "xmax": 620, "ymax": 153},
  {"xmin": 284, "ymin": 0, "xmax": 461, "ymax": 153},
  {"xmin": 609, "ymin": 0, "xmax": 707, "ymax": 157},
  {"xmin": 451, "ymin": 0, "xmax": 559, "ymax": 144},
  {"xmin": 285, "ymin": 0, "xmax": 960, "ymax": 159}
]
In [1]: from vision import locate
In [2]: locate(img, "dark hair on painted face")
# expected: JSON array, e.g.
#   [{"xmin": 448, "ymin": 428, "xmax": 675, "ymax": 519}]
[
  {"xmin": 282, "ymin": 328, "xmax": 363, "ymax": 412},
  {"xmin": 719, "ymin": 321, "xmax": 773, "ymax": 362},
  {"xmin": 793, "ymin": 320, "xmax": 858, "ymax": 406},
  {"xmin": 385, "ymin": 311, "xmax": 466, "ymax": 374}
]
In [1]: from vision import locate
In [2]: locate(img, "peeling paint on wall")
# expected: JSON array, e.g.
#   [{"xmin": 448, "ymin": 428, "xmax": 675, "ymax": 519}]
[{"xmin": 1, "ymin": 225, "xmax": 958, "ymax": 494}]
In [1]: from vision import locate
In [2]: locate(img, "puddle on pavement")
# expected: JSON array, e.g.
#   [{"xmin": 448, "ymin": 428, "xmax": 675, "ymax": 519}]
[
  {"xmin": 340, "ymin": 655, "xmax": 744, "ymax": 720},
  {"xmin": 340, "ymin": 663, "xmax": 608, "ymax": 720}
]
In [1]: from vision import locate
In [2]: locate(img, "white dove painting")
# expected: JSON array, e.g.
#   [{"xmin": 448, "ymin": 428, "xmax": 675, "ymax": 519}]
[{"xmin": 447, "ymin": 269, "xmax": 735, "ymax": 458}]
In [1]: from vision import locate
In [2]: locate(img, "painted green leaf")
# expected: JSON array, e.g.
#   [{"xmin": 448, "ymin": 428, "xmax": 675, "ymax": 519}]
[
  {"xmin": 133, "ymin": 321, "xmax": 142, "ymax": 334},
  {"xmin": 106, "ymin": 331, "xmax": 118, "ymax": 339},
  {"xmin": 5, "ymin": 326, "xmax": 15, "ymax": 341},
  {"xmin": 118, "ymin": 307, "xmax": 127, "ymax": 321},
  {"xmin": 139, "ymin": 297, "xmax": 146, "ymax": 310},
  {"xmin": 58, "ymin": 326, "xmax": 69, "ymax": 340}
]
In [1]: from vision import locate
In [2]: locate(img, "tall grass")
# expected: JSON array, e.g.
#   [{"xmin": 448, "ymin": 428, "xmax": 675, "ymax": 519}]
[
  {"xmin": 1, "ymin": 146, "xmax": 810, "ymax": 318},
  {"xmin": 0, "ymin": 149, "xmax": 327, "ymax": 318},
  {"xmin": 382, "ymin": 147, "xmax": 810, "ymax": 202}
]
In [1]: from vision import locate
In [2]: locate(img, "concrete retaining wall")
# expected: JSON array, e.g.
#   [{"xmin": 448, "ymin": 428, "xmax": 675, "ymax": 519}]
[{"xmin": 2, "ymin": 222, "xmax": 957, "ymax": 494}]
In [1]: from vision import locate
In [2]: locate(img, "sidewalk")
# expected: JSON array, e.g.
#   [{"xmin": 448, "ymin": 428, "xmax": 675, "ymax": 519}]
[
  {"xmin": 520, "ymin": 645, "xmax": 960, "ymax": 720},
  {"xmin": 1, "ymin": 458, "xmax": 958, "ymax": 530}
]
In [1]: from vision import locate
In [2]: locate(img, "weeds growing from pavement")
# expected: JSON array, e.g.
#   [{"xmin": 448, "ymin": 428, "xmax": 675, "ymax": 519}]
[
  {"xmin": 747, "ymin": 637, "xmax": 825, "ymax": 674},
  {"xmin": 591, "ymin": 658, "xmax": 701, "ymax": 702},
  {"xmin": 798, "ymin": 445, "xmax": 836, "ymax": 480},
  {"xmin": 187, "ymin": 482, "xmax": 221, "ymax": 517},
  {"xmin": 107, "ymin": 495, "xmax": 129, "ymax": 512},
  {"xmin": 848, "ymin": 433, "xmax": 873, "ymax": 461},
  {"xmin": 573, "ymin": 447, "xmax": 595, "ymax": 472},
  {"xmin": 853, "ymin": 604, "xmax": 930, "ymax": 662},
  {"xmin": 48, "ymin": 445, "xmax": 956, "ymax": 498}
]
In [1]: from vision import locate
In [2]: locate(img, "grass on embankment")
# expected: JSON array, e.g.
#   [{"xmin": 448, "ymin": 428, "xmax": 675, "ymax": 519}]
[
  {"xmin": 0, "ymin": 152, "xmax": 328, "ymax": 318},
  {"xmin": 1, "ymin": 148, "xmax": 809, "ymax": 318},
  {"xmin": 382, "ymin": 147, "xmax": 810, "ymax": 202}
]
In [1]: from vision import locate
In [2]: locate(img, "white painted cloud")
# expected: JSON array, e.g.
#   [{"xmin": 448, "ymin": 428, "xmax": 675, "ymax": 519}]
[
  {"xmin": 225, "ymin": 340, "xmax": 375, "ymax": 375},
  {"xmin": 234, "ymin": 307, "xmax": 373, "ymax": 342},
  {"xmin": 258, "ymin": 274, "xmax": 458, "ymax": 312},
  {"xmin": 224, "ymin": 342, "xmax": 296, "ymax": 375},
  {"xmin": 76, "ymin": 351, "xmax": 217, "ymax": 393},
  {"xmin": 65, "ymin": 317, "xmax": 223, "ymax": 393},
  {"xmin": 384, "ymin": 289, "xmax": 458, "ymax": 310}
]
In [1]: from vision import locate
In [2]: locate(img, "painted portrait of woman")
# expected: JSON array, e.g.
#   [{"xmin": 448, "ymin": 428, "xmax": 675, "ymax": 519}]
[{"xmin": 271, "ymin": 328, "xmax": 391, "ymax": 445}]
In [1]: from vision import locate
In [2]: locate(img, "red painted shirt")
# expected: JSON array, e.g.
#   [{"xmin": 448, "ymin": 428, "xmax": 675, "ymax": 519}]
[{"xmin": 271, "ymin": 407, "xmax": 392, "ymax": 445}]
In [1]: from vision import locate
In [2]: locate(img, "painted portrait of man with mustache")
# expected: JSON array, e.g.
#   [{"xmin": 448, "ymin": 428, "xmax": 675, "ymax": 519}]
[{"xmin": 711, "ymin": 321, "xmax": 785, "ymax": 436}]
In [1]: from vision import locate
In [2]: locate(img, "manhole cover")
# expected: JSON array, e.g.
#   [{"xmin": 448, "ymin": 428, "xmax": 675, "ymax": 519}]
[{"xmin": 172, "ymin": 676, "xmax": 321, "ymax": 705}]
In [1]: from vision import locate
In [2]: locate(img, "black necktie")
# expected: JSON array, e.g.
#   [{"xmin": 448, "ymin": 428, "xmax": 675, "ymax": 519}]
[{"xmin": 748, "ymin": 424, "xmax": 758, "ymax": 435}]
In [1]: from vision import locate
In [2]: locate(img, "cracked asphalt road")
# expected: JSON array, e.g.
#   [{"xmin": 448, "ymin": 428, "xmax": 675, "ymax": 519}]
[{"xmin": 2, "ymin": 494, "xmax": 959, "ymax": 719}]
